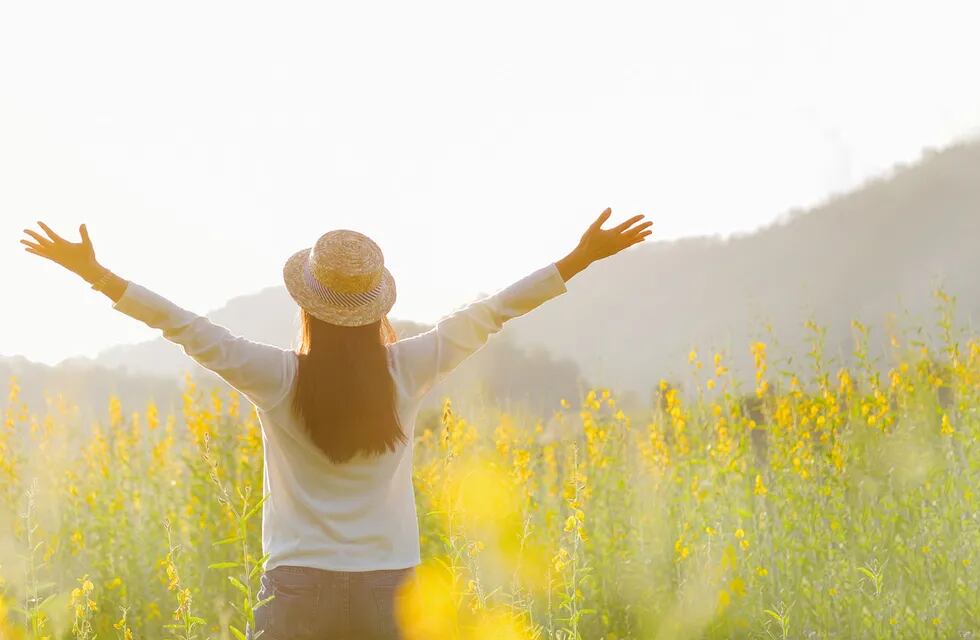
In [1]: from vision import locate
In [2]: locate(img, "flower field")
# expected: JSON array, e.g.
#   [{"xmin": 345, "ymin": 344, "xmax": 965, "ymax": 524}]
[{"xmin": 0, "ymin": 299, "xmax": 977, "ymax": 639}]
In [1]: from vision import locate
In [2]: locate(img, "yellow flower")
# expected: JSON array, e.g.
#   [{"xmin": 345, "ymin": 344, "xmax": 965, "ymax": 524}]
[
  {"xmin": 756, "ymin": 566, "xmax": 768, "ymax": 577},
  {"xmin": 940, "ymin": 413, "xmax": 954, "ymax": 435},
  {"xmin": 754, "ymin": 474, "xmax": 768, "ymax": 496},
  {"xmin": 674, "ymin": 536, "xmax": 690, "ymax": 561},
  {"xmin": 552, "ymin": 547, "xmax": 570, "ymax": 573},
  {"xmin": 735, "ymin": 528, "xmax": 745, "ymax": 539},
  {"xmin": 729, "ymin": 577, "xmax": 746, "ymax": 597},
  {"xmin": 717, "ymin": 589, "xmax": 731, "ymax": 611}
]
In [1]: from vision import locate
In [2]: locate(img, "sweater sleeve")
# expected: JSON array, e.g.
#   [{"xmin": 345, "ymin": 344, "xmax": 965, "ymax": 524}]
[
  {"xmin": 390, "ymin": 262, "xmax": 568, "ymax": 402},
  {"xmin": 111, "ymin": 282, "xmax": 296, "ymax": 411}
]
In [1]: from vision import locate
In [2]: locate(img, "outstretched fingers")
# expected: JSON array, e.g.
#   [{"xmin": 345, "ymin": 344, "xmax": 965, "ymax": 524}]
[
  {"xmin": 37, "ymin": 221, "xmax": 67, "ymax": 244},
  {"xmin": 23, "ymin": 229, "xmax": 53, "ymax": 248},
  {"xmin": 625, "ymin": 220, "xmax": 653, "ymax": 236},
  {"xmin": 612, "ymin": 214, "xmax": 645, "ymax": 234},
  {"xmin": 20, "ymin": 237, "xmax": 53, "ymax": 260},
  {"xmin": 21, "ymin": 222, "xmax": 96, "ymax": 271},
  {"xmin": 629, "ymin": 230, "xmax": 653, "ymax": 245}
]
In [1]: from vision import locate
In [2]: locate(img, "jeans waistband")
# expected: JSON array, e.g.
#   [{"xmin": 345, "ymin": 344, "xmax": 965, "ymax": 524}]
[{"xmin": 272, "ymin": 564, "xmax": 415, "ymax": 577}]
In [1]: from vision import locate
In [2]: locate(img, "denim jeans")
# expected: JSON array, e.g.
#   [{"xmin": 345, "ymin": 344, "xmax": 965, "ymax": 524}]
[{"xmin": 250, "ymin": 565, "xmax": 416, "ymax": 639}]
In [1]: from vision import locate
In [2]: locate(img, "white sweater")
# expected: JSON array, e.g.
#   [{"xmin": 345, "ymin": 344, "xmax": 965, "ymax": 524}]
[{"xmin": 111, "ymin": 262, "xmax": 568, "ymax": 571}]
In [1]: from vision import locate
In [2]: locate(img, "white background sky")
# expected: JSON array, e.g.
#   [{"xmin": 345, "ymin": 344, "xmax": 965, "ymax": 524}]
[{"xmin": 1, "ymin": 0, "xmax": 978, "ymax": 364}]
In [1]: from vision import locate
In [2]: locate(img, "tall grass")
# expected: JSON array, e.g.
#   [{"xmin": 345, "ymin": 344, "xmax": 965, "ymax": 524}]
[{"xmin": 0, "ymin": 297, "xmax": 976, "ymax": 639}]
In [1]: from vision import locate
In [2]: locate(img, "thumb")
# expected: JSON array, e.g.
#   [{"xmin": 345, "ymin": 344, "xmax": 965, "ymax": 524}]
[
  {"xmin": 79, "ymin": 223, "xmax": 91, "ymax": 246},
  {"xmin": 589, "ymin": 207, "xmax": 612, "ymax": 231}
]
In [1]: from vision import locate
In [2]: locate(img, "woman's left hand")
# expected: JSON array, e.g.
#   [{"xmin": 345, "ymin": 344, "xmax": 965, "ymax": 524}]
[{"xmin": 21, "ymin": 222, "xmax": 105, "ymax": 282}]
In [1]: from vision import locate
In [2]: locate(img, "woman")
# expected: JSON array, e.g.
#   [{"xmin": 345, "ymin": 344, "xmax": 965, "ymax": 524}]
[{"xmin": 20, "ymin": 209, "xmax": 651, "ymax": 639}]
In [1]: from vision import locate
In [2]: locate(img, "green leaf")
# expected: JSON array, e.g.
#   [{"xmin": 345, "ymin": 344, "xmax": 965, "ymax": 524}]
[
  {"xmin": 228, "ymin": 576, "xmax": 250, "ymax": 596},
  {"xmin": 764, "ymin": 609, "xmax": 784, "ymax": 622},
  {"xmin": 243, "ymin": 494, "xmax": 269, "ymax": 522},
  {"xmin": 213, "ymin": 536, "xmax": 243, "ymax": 547},
  {"xmin": 208, "ymin": 561, "xmax": 242, "ymax": 570},
  {"xmin": 250, "ymin": 554, "xmax": 271, "ymax": 580},
  {"xmin": 229, "ymin": 625, "xmax": 247, "ymax": 640}
]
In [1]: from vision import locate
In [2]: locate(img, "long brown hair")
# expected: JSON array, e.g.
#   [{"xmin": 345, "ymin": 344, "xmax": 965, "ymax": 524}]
[{"xmin": 291, "ymin": 310, "xmax": 405, "ymax": 463}]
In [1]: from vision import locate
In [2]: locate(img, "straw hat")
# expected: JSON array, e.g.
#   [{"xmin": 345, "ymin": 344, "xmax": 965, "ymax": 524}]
[{"xmin": 283, "ymin": 229, "xmax": 396, "ymax": 327}]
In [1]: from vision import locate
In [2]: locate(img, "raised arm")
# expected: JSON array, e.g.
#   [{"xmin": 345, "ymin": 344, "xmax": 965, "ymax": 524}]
[
  {"xmin": 391, "ymin": 208, "xmax": 652, "ymax": 401},
  {"xmin": 21, "ymin": 222, "xmax": 295, "ymax": 411}
]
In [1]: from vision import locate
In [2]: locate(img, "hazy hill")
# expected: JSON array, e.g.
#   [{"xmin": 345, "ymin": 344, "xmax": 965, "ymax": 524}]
[
  {"xmin": 12, "ymin": 139, "xmax": 979, "ymax": 415},
  {"xmin": 509, "ymin": 141, "xmax": 978, "ymax": 395},
  {"xmin": 0, "ymin": 354, "xmax": 184, "ymax": 424}
]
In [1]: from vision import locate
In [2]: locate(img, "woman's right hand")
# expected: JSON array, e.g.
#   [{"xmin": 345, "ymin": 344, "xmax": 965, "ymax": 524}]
[
  {"xmin": 577, "ymin": 208, "xmax": 652, "ymax": 262},
  {"xmin": 556, "ymin": 208, "xmax": 652, "ymax": 281}
]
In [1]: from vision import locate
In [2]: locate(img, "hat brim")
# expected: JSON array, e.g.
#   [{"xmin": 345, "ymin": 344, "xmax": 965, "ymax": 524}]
[{"xmin": 283, "ymin": 248, "xmax": 396, "ymax": 327}]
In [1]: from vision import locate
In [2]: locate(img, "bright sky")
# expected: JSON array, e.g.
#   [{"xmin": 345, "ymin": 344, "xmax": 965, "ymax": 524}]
[{"xmin": 1, "ymin": 0, "xmax": 978, "ymax": 365}]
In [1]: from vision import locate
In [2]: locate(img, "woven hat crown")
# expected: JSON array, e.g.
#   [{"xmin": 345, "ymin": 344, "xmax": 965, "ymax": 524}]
[
  {"xmin": 309, "ymin": 230, "xmax": 384, "ymax": 294},
  {"xmin": 283, "ymin": 228, "xmax": 395, "ymax": 327}
]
